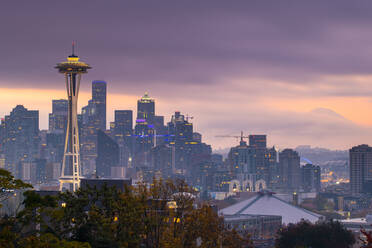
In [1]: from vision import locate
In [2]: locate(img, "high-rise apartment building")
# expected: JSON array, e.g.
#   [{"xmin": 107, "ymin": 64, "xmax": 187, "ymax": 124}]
[
  {"xmin": 350, "ymin": 144, "xmax": 372, "ymax": 195},
  {"xmin": 278, "ymin": 149, "xmax": 301, "ymax": 192},
  {"xmin": 3, "ymin": 105, "xmax": 39, "ymax": 177}
]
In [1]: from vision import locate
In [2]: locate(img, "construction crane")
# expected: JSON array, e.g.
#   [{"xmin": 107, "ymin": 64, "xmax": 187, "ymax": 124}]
[{"xmin": 215, "ymin": 131, "xmax": 249, "ymax": 143}]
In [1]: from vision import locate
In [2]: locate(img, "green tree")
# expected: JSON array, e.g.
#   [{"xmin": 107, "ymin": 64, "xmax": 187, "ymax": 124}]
[
  {"xmin": 18, "ymin": 233, "xmax": 91, "ymax": 248},
  {"xmin": 276, "ymin": 220, "xmax": 355, "ymax": 248},
  {"xmin": 0, "ymin": 168, "xmax": 32, "ymax": 208}
]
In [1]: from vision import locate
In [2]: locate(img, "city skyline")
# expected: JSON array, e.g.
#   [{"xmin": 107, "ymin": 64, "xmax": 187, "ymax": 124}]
[
  {"xmin": 2, "ymin": 1, "xmax": 372, "ymax": 149},
  {"xmin": 1, "ymin": 3, "xmax": 370, "ymax": 246}
]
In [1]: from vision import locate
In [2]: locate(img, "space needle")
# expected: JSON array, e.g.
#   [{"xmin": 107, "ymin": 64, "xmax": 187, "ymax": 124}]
[{"xmin": 55, "ymin": 43, "xmax": 91, "ymax": 191}]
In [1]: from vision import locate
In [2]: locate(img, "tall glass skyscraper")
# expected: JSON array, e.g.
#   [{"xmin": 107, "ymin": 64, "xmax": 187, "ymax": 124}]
[
  {"xmin": 3, "ymin": 105, "xmax": 39, "ymax": 177},
  {"xmin": 92, "ymin": 80, "xmax": 107, "ymax": 131},
  {"xmin": 350, "ymin": 144, "xmax": 372, "ymax": 195},
  {"xmin": 96, "ymin": 130, "xmax": 119, "ymax": 178},
  {"xmin": 80, "ymin": 81, "xmax": 107, "ymax": 176},
  {"xmin": 48, "ymin": 99, "xmax": 68, "ymax": 133}
]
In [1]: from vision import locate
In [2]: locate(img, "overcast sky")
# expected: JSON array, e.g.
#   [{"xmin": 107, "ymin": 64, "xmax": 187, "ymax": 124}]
[{"xmin": 2, "ymin": 1, "xmax": 372, "ymax": 150}]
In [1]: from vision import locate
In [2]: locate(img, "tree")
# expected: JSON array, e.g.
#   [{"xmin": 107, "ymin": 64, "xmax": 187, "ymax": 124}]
[
  {"xmin": 275, "ymin": 220, "xmax": 355, "ymax": 248},
  {"xmin": 222, "ymin": 229, "xmax": 252, "ymax": 248},
  {"xmin": 360, "ymin": 228, "xmax": 372, "ymax": 248},
  {"xmin": 0, "ymin": 168, "xmax": 32, "ymax": 207},
  {"xmin": 3, "ymin": 178, "xmax": 252, "ymax": 248},
  {"xmin": 18, "ymin": 233, "xmax": 91, "ymax": 248}
]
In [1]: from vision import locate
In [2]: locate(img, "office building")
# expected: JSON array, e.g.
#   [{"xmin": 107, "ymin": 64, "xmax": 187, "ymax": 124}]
[
  {"xmin": 301, "ymin": 163, "xmax": 321, "ymax": 192},
  {"xmin": 114, "ymin": 110, "xmax": 133, "ymax": 138},
  {"xmin": 91, "ymin": 81, "xmax": 107, "ymax": 131},
  {"xmin": 137, "ymin": 92, "xmax": 155, "ymax": 123},
  {"xmin": 133, "ymin": 93, "xmax": 158, "ymax": 168},
  {"xmin": 80, "ymin": 81, "xmax": 107, "ymax": 176},
  {"xmin": 48, "ymin": 99, "xmax": 68, "ymax": 133},
  {"xmin": 249, "ymin": 135, "xmax": 269, "ymax": 184},
  {"xmin": 3, "ymin": 105, "xmax": 39, "ymax": 177},
  {"xmin": 278, "ymin": 149, "xmax": 301, "ymax": 192},
  {"xmin": 249, "ymin": 135, "xmax": 267, "ymax": 148},
  {"xmin": 151, "ymin": 144, "xmax": 172, "ymax": 176},
  {"xmin": 167, "ymin": 111, "xmax": 194, "ymax": 173},
  {"xmin": 133, "ymin": 118, "xmax": 154, "ymax": 168},
  {"xmin": 266, "ymin": 147, "xmax": 279, "ymax": 189},
  {"xmin": 96, "ymin": 130, "xmax": 119, "ymax": 178},
  {"xmin": 113, "ymin": 110, "xmax": 133, "ymax": 166},
  {"xmin": 228, "ymin": 138, "xmax": 258, "ymax": 191},
  {"xmin": 350, "ymin": 144, "xmax": 372, "ymax": 195}
]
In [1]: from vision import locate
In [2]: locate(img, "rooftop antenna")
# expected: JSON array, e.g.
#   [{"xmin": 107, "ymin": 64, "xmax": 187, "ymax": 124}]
[{"xmin": 72, "ymin": 41, "xmax": 75, "ymax": 56}]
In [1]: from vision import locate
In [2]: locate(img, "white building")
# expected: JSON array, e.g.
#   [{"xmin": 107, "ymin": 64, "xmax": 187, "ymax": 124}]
[{"xmin": 219, "ymin": 191, "xmax": 323, "ymax": 225}]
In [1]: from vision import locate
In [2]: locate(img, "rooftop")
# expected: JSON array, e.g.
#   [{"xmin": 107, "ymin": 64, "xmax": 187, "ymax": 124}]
[{"xmin": 219, "ymin": 191, "xmax": 323, "ymax": 225}]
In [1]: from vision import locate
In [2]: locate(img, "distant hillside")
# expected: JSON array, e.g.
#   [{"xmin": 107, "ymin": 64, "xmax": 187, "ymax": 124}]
[{"xmin": 295, "ymin": 145, "xmax": 348, "ymax": 164}]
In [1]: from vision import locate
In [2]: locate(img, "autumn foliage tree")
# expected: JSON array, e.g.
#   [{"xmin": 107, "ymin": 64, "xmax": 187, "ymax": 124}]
[
  {"xmin": 0, "ymin": 175, "xmax": 252, "ymax": 248},
  {"xmin": 360, "ymin": 228, "xmax": 372, "ymax": 248}
]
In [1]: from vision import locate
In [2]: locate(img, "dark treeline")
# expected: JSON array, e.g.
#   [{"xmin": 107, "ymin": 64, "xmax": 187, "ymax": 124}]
[{"xmin": 0, "ymin": 170, "xmax": 251, "ymax": 248}]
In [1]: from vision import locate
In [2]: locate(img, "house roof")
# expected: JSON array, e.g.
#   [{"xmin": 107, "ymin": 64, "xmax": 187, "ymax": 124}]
[{"xmin": 219, "ymin": 191, "xmax": 322, "ymax": 224}]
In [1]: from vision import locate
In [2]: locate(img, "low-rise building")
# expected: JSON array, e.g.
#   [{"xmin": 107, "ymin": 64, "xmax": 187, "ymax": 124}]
[
  {"xmin": 219, "ymin": 191, "xmax": 323, "ymax": 225},
  {"xmin": 224, "ymin": 214, "xmax": 282, "ymax": 239}
]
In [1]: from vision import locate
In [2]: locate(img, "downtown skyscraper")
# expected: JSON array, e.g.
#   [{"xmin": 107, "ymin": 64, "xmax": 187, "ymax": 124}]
[
  {"xmin": 2, "ymin": 105, "xmax": 39, "ymax": 177},
  {"xmin": 112, "ymin": 110, "xmax": 133, "ymax": 167},
  {"xmin": 278, "ymin": 149, "xmax": 301, "ymax": 192},
  {"xmin": 349, "ymin": 144, "xmax": 372, "ymax": 195},
  {"xmin": 91, "ymin": 81, "xmax": 107, "ymax": 131},
  {"xmin": 48, "ymin": 99, "xmax": 68, "ymax": 133},
  {"xmin": 80, "ymin": 81, "xmax": 107, "ymax": 176}
]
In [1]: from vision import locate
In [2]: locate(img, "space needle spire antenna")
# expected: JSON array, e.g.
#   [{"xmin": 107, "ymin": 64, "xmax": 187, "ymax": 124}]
[{"xmin": 55, "ymin": 43, "xmax": 91, "ymax": 191}]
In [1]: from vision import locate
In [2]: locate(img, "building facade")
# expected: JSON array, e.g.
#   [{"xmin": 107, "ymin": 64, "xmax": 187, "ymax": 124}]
[
  {"xmin": 301, "ymin": 163, "xmax": 321, "ymax": 192},
  {"xmin": 48, "ymin": 99, "xmax": 68, "ymax": 133},
  {"xmin": 3, "ymin": 105, "xmax": 39, "ymax": 177},
  {"xmin": 350, "ymin": 144, "xmax": 372, "ymax": 195},
  {"xmin": 278, "ymin": 149, "xmax": 301, "ymax": 192},
  {"xmin": 96, "ymin": 130, "xmax": 119, "ymax": 178}
]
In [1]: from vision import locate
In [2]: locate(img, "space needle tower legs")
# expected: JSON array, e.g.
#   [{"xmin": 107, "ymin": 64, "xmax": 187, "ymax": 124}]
[{"xmin": 55, "ymin": 43, "xmax": 91, "ymax": 191}]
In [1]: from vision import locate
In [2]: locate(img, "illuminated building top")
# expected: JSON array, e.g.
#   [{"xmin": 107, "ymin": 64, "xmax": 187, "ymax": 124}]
[
  {"xmin": 55, "ymin": 43, "xmax": 91, "ymax": 73},
  {"xmin": 139, "ymin": 92, "xmax": 154, "ymax": 103}
]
